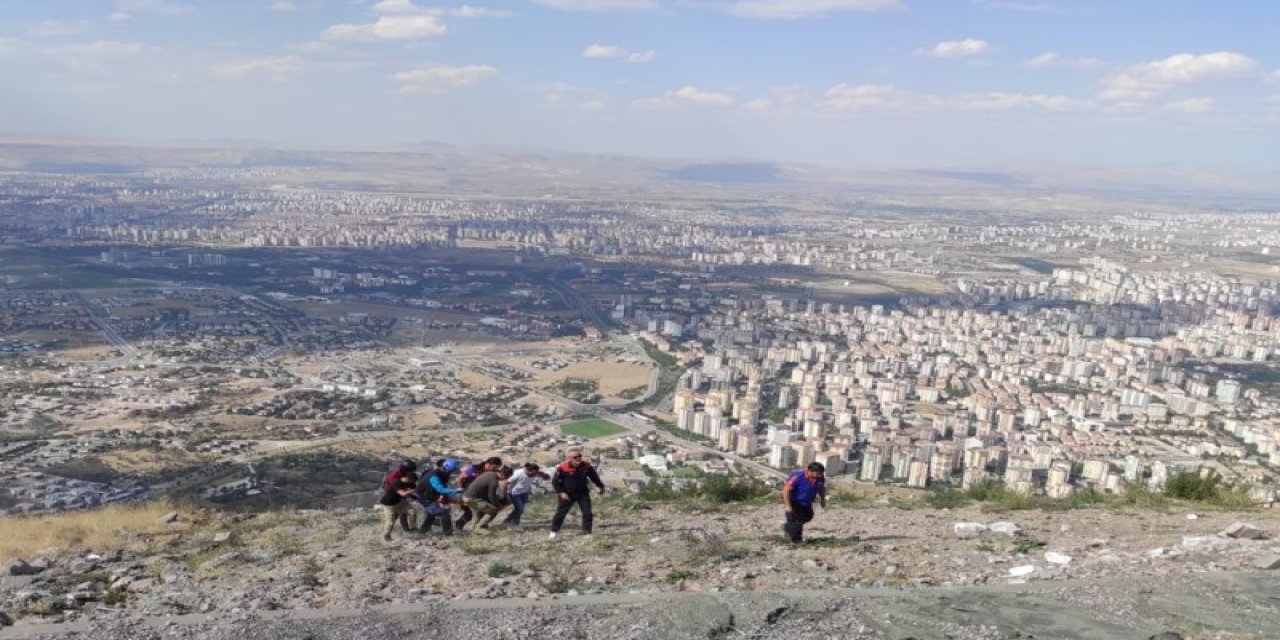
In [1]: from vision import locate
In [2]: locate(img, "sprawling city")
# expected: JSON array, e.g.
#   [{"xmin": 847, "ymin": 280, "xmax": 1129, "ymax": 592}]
[{"xmin": 3, "ymin": 144, "xmax": 1278, "ymax": 518}]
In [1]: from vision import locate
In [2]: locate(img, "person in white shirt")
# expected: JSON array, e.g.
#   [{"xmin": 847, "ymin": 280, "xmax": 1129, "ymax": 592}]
[{"xmin": 503, "ymin": 462, "xmax": 550, "ymax": 528}]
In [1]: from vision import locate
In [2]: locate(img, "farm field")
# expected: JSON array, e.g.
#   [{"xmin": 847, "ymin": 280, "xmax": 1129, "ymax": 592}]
[{"xmin": 560, "ymin": 418, "xmax": 627, "ymax": 438}]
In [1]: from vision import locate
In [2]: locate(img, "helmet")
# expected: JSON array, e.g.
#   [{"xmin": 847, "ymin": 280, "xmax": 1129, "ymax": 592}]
[{"xmin": 442, "ymin": 458, "xmax": 460, "ymax": 474}]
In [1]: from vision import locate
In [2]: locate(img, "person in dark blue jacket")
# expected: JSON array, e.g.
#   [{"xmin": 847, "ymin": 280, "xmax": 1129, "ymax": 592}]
[
  {"xmin": 781, "ymin": 462, "xmax": 826, "ymax": 544},
  {"xmin": 417, "ymin": 458, "xmax": 462, "ymax": 535}
]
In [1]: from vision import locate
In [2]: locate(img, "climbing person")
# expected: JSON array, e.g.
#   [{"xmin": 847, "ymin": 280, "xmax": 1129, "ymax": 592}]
[
  {"xmin": 503, "ymin": 462, "xmax": 550, "ymax": 529},
  {"xmin": 417, "ymin": 458, "xmax": 461, "ymax": 535},
  {"xmin": 459, "ymin": 465, "xmax": 512, "ymax": 534},
  {"xmin": 548, "ymin": 448, "xmax": 605, "ymax": 539},
  {"xmin": 378, "ymin": 471, "xmax": 418, "ymax": 542},
  {"xmin": 781, "ymin": 462, "xmax": 826, "ymax": 545}
]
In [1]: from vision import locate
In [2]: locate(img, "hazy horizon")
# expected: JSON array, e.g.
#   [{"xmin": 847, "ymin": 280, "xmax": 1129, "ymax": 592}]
[{"xmin": 1, "ymin": 1, "xmax": 1278, "ymax": 170}]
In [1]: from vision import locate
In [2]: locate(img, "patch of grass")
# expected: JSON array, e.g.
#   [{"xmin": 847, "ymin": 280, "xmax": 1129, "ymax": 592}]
[
  {"xmin": 560, "ymin": 418, "xmax": 627, "ymax": 438},
  {"xmin": 456, "ymin": 538, "xmax": 495, "ymax": 556},
  {"xmin": 487, "ymin": 563, "xmax": 517, "ymax": 578},
  {"xmin": 297, "ymin": 558, "xmax": 324, "ymax": 588},
  {"xmin": 1011, "ymin": 538, "xmax": 1046, "ymax": 555},
  {"xmin": 101, "ymin": 589, "xmax": 128, "ymax": 606},
  {"xmin": 1046, "ymin": 487, "xmax": 1110, "ymax": 510},
  {"xmin": 664, "ymin": 570, "xmax": 697, "ymax": 583},
  {"xmin": 66, "ymin": 571, "xmax": 111, "ymax": 585},
  {"xmin": 888, "ymin": 497, "xmax": 923, "ymax": 510},
  {"xmin": 261, "ymin": 528, "xmax": 305, "ymax": 557},
  {"xmin": 544, "ymin": 575, "xmax": 577, "ymax": 594},
  {"xmin": 697, "ymin": 475, "xmax": 770, "ymax": 504},
  {"xmin": 23, "ymin": 599, "xmax": 64, "ymax": 616},
  {"xmin": 924, "ymin": 488, "xmax": 971, "ymax": 509},
  {"xmin": 1117, "ymin": 483, "xmax": 1170, "ymax": 510},
  {"xmin": 682, "ymin": 531, "xmax": 749, "ymax": 564},
  {"xmin": 976, "ymin": 541, "xmax": 996, "ymax": 553},
  {"xmin": 805, "ymin": 536, "xmax": 865, "ymax": 549},
  {"xmin": 0, "ymin": 501, "xmax": 196, "ymax": 563}
]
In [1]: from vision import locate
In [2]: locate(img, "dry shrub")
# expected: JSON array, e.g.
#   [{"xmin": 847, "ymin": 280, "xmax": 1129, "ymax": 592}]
[{"xmin": 0, "ymin": 501, "xmax": 196, "ymax": 562}]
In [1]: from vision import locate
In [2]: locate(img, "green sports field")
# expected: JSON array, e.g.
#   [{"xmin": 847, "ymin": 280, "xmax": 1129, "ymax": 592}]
[{"xmin": 560, "ymin": 418, "xmax": 627, "ymax": 438}]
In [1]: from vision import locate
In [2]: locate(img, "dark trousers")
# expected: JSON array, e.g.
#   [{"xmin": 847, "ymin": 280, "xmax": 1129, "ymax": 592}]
[
  {"xmin": 550, "ymin": 493, "xmax": 593, "ymax": 533},
  {"xmin": 419, "ymin": 503, "xmax": 453, "ymax": 535},
  {"xmin": 504, "ymin": 492, "xmax": 529, "ymax": 525},
  {"xmin": 784, "ymin": 503, "xmax": 815, "ymax": 543}
]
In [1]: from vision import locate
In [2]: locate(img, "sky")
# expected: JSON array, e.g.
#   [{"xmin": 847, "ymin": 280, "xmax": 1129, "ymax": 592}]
[{"xmin": 1, "ymin": 0, "xmax": 1279, "ymax": 169}]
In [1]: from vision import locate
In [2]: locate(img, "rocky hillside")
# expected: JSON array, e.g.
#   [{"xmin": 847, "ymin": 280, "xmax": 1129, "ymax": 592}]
[{"xmin": 2, "ymin": 496, "xmax": 1279, "ymax": 639}]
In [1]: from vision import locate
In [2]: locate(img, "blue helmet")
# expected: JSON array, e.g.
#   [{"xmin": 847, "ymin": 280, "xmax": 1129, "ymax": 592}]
[{"xmin": 442, "ymin": 458, "xmax": 461, "ymax": 474}]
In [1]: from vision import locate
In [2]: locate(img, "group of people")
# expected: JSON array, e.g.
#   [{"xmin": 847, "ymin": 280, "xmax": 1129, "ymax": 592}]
[
  {"xmin": 379, "ymin": 450, "xmax": 830, "ymax": 546},
  {"xmin": 377, "ymin": 447, "xmax": 607, "ymax": 542}
]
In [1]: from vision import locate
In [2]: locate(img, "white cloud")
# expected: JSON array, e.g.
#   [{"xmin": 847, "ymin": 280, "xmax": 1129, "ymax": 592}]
[
  {"xmin": 47, "ymin": 40, "xmax": 155, "ymax": 69},
  {"xmin": 917, "ymin": 39, "xmax": 990, "ymax": 58},
  {"xmin": 544, "ymin": 81, "xmax": 611, "ymax": 109},
  {"xmin": 1023, "ymin": 52, "xmax": 1103, "ymax": 69},
  {"xmin": 742, "ymin": 85, "xmax": 806, "ymax": 112},
  {"xmin": 1269, "ymin": 69, "xmax": 1280, "ymax": 83},
  {"xmin": 392, "ymin": 63, "xmax": 497, "ymax": 93},
  {"xmin": 632, "ymin": 85, "xmax": 734, "ymax": 108},
  {"xmin": 210, "ymin": 55, "xmax": 304, "ymax": 79},
  {"xmin": 373, "ymin": 0, "xmax": 416, "ymax": 12},
  {"xmin": 1166, "ymin": 97, "xmax": 1214, "ymax": 113},
  {"xmin": 1099, "ymin": 51, "xmax": 1259, "ymax": 103},
  {"xmin": 819, "ymin": 84, "xmax": 1086, "ymax": 113},
  {"xmin": 52, "ymin": 40, "xmax": 153, "ymax": 57},
  {"xmin": 947, "ymin": 92, "xmax": 1085, "ymax": 110},
  {"xmin": 0, "ymin": 37, "xmax": 19, "ymax": 56},
  {"xmin": 114, "ymin": 0, "xmax": 194, "ymax": 16},
  {"xmin": 451, "ymin": 6, "xmax": 511, "ymax": 17},
  {"xmin": 373, "ymin": 0, "xmax": 509, "ymax": 17},
  {"xmin": 108, "ymin": 11, "xmax": 132, "ymax": 21},
  {"xmin": 582, "ymin": 44, "xmax": 656, "ymax": 63},
  {"xmin": 26, "ymin": 20, "xmax": 91, "ymax": 37},
  {"xmin": 323, "ymin": 15, "xmax": 448, "ymax": 42},
  {"xmin": 724, "ymin": 0, "xmax": 903, "ymax": 19},
  {"xmin": 974, "ymin": 0, "xmax": 1062, "ymax": 12},
  {"xmin": 534, "ymin": 0, "xmax": 657, "ymax": 11},
  {"xmin": 820, "ymin": 83, "xmax": 899, "ymax": 110}
]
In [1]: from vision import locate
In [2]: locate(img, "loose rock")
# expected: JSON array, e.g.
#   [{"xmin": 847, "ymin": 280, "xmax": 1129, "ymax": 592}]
[
  {"xmin": 7, "ymin": 559, "xmax": 40, "ymax": 576},
  {"xmin": 1221, "ymin": 522, "xmax": 1267, "ymax": 540},
  {"xmin": 953, "ymin": 522, "xmax": 988, "ymax": 539}
]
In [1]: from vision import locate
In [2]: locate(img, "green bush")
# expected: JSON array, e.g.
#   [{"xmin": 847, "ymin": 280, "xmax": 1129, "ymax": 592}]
[
  {"xmin": 664, "ymin": 570, "xmax": 697, "ymax": 583},
  {"xmin": 633, "ymin": 479, "xmax": 678, "ymax": 502},
  {"xmin": 697, "ymin": 475, "xmax": 770, "ymax": 504},
  {"xmin": 487, "ymin": 563, "xmax": 517, "ymax": 578},
  {"xmin": 1164, "ymin": 471, "xmax": 1222, "ymax": 501},
  {"xmin": 924, "ymin": 488, "xmax": 970, "ymax": 509},
  {"xmin": 1011, "ymin": 538, "xmax": 1046, "ymax": 555}
]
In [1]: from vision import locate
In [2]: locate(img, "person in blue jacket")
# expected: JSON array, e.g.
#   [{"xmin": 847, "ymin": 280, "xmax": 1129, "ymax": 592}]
[
  {"xmin": 782, "ymin": 462, "xmax": 826, "ymax": 544},
  {"xmin": 417, "ymin": 458, "xmax": 462, "ymax": 535}
]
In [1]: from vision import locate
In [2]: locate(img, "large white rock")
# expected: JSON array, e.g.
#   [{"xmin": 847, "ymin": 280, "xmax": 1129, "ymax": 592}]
[
  {"xmin": 1221, "ymin": 522, "xmax": 1267, "ymax": 540},
  {"xmin": 988, "ymin": 522, "xmax": 1021, "ymax": 536},
  {"xmin": 1044, "ymin": 551, "xmax": 1073, "ymax": 565},
  {"xmin": 953, "ymin": 522, "xmax": 988, "ymax": 539},
  {"xmin": 1008, "ymin": 565, "xmax": 1036, "ymax": 577}
]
